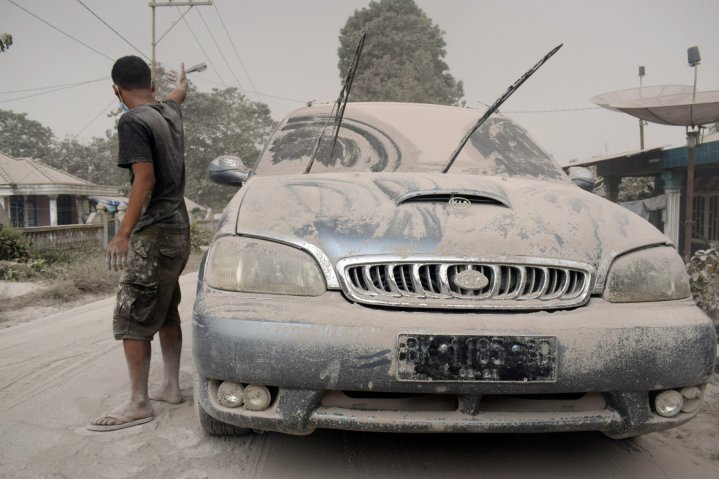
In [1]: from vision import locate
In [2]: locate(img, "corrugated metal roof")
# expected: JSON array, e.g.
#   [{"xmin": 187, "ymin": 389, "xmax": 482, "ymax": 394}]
[
  {"xmin": 0, "ymin": 151, "xmax": 92, "ymax": 186},
  {"xmin": 565, "ymin": 146, "xmax": 666, "ymax": 168}
]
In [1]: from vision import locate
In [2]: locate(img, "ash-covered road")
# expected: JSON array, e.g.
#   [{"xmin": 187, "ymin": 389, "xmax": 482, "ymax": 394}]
[{"xmin": 1, "ymin": 272, "xmax": 717, "ymax": 479}]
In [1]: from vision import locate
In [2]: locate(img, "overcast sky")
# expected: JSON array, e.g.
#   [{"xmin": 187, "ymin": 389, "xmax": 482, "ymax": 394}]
[{"xmin": 2, "ymin": 0, "xmax": 718, "ymax": 166}]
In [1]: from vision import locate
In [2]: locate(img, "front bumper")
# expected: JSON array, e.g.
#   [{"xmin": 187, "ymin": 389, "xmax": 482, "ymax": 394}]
[{"xmin": 192, "ymin": 289, "xmax": 716, "ymax": 438}]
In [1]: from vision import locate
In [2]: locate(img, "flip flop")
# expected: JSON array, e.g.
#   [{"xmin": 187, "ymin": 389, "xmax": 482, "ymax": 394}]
[{"xmin": 87, "ymin": 413, "xmax": 154, "ymax": 432}]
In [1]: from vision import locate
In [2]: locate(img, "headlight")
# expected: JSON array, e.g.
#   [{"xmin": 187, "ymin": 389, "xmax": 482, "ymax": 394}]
[
  {"xmin": 603, "ymin": 247, "xmax": 691, "ymax": 302},
  {"xmin": 205, "ymin": 236, "xmax": 326, "ymax": 296}
]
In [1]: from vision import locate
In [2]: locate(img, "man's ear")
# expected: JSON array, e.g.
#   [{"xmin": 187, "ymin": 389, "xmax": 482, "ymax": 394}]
[
  {"xmin": 113, "ymin": 85, "xmax": 121, "ymax": 97},
  {"xmin": 150, "ymin": 81, "xmax": 156, "ymax": 94}
]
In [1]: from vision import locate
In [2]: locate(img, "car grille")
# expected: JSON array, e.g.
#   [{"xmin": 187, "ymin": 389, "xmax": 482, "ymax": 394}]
[{"xmin": 337, "ymin": 257, "xmax": 592, "ymax": 310}]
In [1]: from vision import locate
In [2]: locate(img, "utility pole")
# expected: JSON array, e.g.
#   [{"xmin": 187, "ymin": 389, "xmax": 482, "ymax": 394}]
[
  {"xmin": 684, "ymin": 47, "xmax": 702, "ymax": 261},
  {"xmin": 638, "ymin": 65, "xmax": 645, "ymax": 150},
  {"xmin": 149, "ymin": 1, "xmax": 213, "ymax": 85}
]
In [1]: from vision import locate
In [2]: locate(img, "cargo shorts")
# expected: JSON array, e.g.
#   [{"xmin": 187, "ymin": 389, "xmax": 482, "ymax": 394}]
[{"xmin": 113, "ymin": 225, "xmax": 191, "ymax": 341}]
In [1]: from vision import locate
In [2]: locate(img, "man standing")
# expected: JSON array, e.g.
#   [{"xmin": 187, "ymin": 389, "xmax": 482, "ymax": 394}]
[{"xmin": 89, "ymin": 56, "xmax": 190, "ymax": 431}]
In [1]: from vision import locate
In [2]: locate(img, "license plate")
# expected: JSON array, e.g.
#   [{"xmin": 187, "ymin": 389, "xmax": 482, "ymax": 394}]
[{"xmin": 397, "ymin": 335, "xmax": 557, "ymax": 382}]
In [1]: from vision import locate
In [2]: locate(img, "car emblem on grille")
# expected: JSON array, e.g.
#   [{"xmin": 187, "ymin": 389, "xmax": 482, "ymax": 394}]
[
  {"xmin": 452, "ymin": 269, "xmax": 490, "ymax": 290},
  {"xmin": 449, "ymin": 197, "xmax": 471, "ymax": 210}
]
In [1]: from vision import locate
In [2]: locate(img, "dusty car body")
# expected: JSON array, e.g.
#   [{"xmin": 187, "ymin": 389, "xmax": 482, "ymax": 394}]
[{"xmin": 192, "ymin": 102, "xmax": 716, "ymax": 438}]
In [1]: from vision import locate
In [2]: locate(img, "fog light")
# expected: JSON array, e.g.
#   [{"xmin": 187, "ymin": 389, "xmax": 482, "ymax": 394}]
[
  {"xmin": 680, "ymin": 386, "xmax": 702, "ymax": 413},
  {"xmin": 242, "ymin": 384, "xmax": 272, "ymax": 411},
  {"xmin": 217, "ymin": 381, "xmax": 244, "ymax": 408},
  {"xmin": 655, "ymin": 390, "xmax": 683, "ymax": 417}
]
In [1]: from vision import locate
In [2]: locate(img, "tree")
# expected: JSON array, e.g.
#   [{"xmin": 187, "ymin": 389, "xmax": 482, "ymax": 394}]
[
  {"xmin": 338, "ymin": 0, "xmax": 464, "ymax": 105},
  {"xmin": 49, "ymin": 134, "xmax": 125, "ymax": 190},
  {"xmin": 0, "ymin": 109, "xmax": 54, "ymax": 160},
  {"xmin": 1, "ymin": 72, "xmax": 275, "ymax": 211},
  {"xmin": 0, "ymin": 33, "xmax": 12, "ymax": 52},
  {"xmin": 154, "ymin": 66, "xmax": 276, "ymax": 209},
  {"xmin": 181, "ymin": 88, "xmax": 276, "ymax": 210}
]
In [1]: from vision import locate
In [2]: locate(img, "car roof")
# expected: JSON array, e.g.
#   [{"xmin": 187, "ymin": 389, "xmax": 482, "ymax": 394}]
[{"xmin": 288, "ymin": 101, "xmax": 493, "ymax": 121}]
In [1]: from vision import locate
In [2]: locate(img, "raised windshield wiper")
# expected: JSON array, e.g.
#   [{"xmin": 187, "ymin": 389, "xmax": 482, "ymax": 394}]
[
  {"xmin": 441, "ymin": 44, "xmax": 563, "ymax": 174},
  {"xmin": 304, "ymin": 32, "xmax": 367, "ymax": 174}
]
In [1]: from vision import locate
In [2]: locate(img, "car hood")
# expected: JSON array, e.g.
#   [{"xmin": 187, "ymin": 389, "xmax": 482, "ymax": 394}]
[{"xmin": 233, "ymin": 172, "xmax": 669, "ymax": 289}]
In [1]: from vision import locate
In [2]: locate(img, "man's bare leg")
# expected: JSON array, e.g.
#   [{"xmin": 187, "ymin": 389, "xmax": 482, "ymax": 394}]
[
  {"xmin": 150, "ymin": 323, "xmax": 183, "ymax": 404},
  {"xmin": 91, "ymin": 339, "xmax": 154, "ymax": 426}
]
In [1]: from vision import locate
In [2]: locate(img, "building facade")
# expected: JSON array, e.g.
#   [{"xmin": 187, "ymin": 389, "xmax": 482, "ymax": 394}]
[
  {"xmin": 0, "ymin": 152, "xmax": 118, "ymax": 227},
  {"xmin": 572, "ymin": 131, "xmax": 719, "ymax": 254}
]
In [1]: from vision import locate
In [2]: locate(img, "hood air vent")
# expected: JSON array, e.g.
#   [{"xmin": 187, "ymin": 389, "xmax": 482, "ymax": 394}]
[{"xmin": 397, "ymin": 190, "xmax": 510, "ymax": 208}]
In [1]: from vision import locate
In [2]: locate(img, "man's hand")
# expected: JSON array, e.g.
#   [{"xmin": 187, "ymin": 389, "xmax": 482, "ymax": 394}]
[
  {"xmin": 167, "ymin": 63, "xmax": 188, "ymax": 104},
  {"xmin": 166, "ymin": 63, "xmax": 186, "ymax": 86},
  {"xmin": 107, "ymin": 162, "xmax": 155, "ymax": 271},
  {"xmin": 106, "ymin": 233, "xmax": 130, "ymax": 271}
]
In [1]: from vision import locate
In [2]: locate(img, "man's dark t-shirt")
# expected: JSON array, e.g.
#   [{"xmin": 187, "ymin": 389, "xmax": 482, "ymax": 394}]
[{"xmin": 117, "ymin": 99, "xmax": 189, "ymax": 231}]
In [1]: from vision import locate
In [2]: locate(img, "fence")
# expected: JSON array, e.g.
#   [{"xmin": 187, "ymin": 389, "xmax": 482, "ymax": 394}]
[
  {"xmin": 19, "ymin": 224, "xmax": 104, "ymax": 251},
  {"xmin": 18, "ymin": 218, "xmax": 218, "ymax": 252}
]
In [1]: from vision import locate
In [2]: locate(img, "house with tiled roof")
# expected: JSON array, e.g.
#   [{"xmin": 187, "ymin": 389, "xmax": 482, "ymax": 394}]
[{"xmin": 0, "ymin": 151, "xmax": 118, "ymax": 227}]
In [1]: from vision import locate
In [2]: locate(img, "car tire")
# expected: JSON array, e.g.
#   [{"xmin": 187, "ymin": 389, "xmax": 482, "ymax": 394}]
[{"xmin": 195, "ymin": 402, "xmax": 252, "ymax": 436}]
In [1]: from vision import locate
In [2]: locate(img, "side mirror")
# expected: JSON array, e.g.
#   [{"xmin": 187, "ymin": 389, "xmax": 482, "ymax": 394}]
[
  {"xmin": 208, "ymin": 156, "xmax": 251, "ymax": 186},
  {"xmin": 568, "ymin": 167, "xmax": 596, "ymax": 192}
]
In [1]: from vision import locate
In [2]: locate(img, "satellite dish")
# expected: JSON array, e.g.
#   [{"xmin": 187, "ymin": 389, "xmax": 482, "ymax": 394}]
[{"xmin": 592, "ymin": 85, "xmax": 719, "ymax": 127}]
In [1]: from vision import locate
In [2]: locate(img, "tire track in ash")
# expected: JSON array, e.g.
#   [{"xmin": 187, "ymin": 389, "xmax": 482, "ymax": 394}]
[
  {"xmin": 0, "ymin": 273, "xmax": 197, "ymax": 412},
  {"xmin": 341, "ymin": 430, "xmax": 360, "ymax": 479},
  {"xmin": 248, "ymin": 432, "xmax": 273, "ymax": 479}
]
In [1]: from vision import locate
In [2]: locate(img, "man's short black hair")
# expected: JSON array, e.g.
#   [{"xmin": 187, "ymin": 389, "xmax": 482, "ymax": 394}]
[{"xmin": 111, "ymin": 55, "xmax": 152, "ymax": 90}]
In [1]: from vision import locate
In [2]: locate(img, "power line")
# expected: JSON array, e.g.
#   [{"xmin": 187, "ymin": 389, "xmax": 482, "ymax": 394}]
[
  {"xmin": 6, "ymin": 0, "xmax": 114, "ymax": 61},
  {"xmin": 252, "ymin": 90, "xmax": 305, "ymax": 104},
  {"xmin": 190, "ymin": 76, "xmax": 305, "ymax": 103},
  {"xmin": 74, "ymin": 0, "xmax": 150, "ymax": 60},
  {"xmin": 0, "ymin": 77, "xmax": 110, "ymax": 104},
  {"xmin": 156, "ymin": 6, "xmax": 193, "ymax": 46},
  {"xmin": 174, "ymin": 5, "xmax": 299, "ymax": 104},
  {"xmin": 177, "ymin": 7, "xmax": 228, "ymax": 86},
  {"xmin": 0, "ymin": 78, "xmax": 107, "ymax": 95},
  {"xmin": 195, "ymin": 7, "xmax": 245, "ymax": 90},
  {"xmin": 503, "ymin": 106, "xmax": 601, "ymax": 114},
  {"xmin": 75, "ymin": 98, "xmax": 117, "ymax": 137},
  {"xmin": 213, "ymin": 1, "xmax": 262, "ymax": 101}
]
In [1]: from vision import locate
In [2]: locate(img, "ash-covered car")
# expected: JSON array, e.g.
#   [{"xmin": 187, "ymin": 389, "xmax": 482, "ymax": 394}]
[{"xmin": 192, "ymin": 101, "xmax": 716, "ymax": 438}]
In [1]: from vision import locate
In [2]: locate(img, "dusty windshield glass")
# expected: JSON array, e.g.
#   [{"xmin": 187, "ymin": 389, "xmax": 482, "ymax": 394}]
[{"xmin": 254, "ymin": 105, "xmax": 567, "ymax": 182}]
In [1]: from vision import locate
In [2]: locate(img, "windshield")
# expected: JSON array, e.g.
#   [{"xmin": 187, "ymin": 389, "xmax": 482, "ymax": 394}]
[{"xmin": 254, "ymin": 103, "xmax": 568, "ymax": 182}]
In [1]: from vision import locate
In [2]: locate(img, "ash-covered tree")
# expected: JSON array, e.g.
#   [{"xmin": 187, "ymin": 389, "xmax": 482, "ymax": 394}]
[
  {"xmin": 338, "ymin": 0, "xmax": 464, "ymax": 105},
  {"xmin": 0, "ymin": 33, "xmax": 12, "ymax": 52},
  {"xmin": 0, "ymin": 109, "xmax": 54, "ymax": 160},
  {"xmin": 50, "ymin": 133, "xmax": 125, "ymax": 191},
  {"xmin": 1, "ymin": 68, "xmax": 275, "ymax": 211},
  {"xmin": 179, "ymin": 87, "xmax": 275, "ymax": 210},
  {"xmin": 150, "ymin": 66, "xmax": 275, "ymax": 209},
  {"xmin": 0, "ymin": 109, "xmax": 123, "ymax": 191}
]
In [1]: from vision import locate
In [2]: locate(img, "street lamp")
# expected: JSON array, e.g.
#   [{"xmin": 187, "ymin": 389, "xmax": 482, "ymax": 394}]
[{"xmin": 688, "ymin": 46, "xmax": 701, "ymax": 102}]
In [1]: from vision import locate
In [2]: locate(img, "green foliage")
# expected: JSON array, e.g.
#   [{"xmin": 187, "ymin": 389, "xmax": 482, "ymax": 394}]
[
  {"xmin": 338, "ymin": 0, "xmax": 464, "ymax": 105},
  {"xmin": 618, "ymin": 176, "xmax": 655, "ymax": 202},
  {"xmin": 0, "ymin": 33, "xmax": 12, "ymax": 52},
  {"xmin": 0, "ymin": 67, "xmax": 275, "ymax": 212},
  {"xmin": 0, "ymin": 225, "xmax": 33, "ymax": 262},
  {"xmin": 0, "ymin": 109, "xmax": 55, "ymax": 160},
  {"xmin": 0, "ymin": 226, "xmax": 48, "ymax": 281},
  {"xmin": 181, "ymin": 87, "xmax": 276, "ymax": 210},
  {"xmin": 47, "ymin": 133, "xmax": 126, "ymax": 191},
  {"xmin": 687, "ymin": 249, "xmax": 719, "ymax": 322},
  {"xmin": 190, "ymin": 222, "xmax": 213, "ymax": 252}
]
